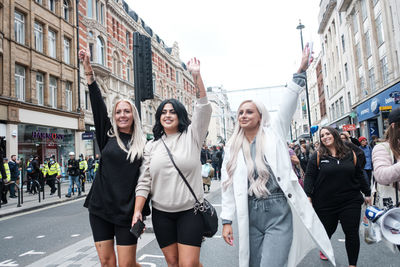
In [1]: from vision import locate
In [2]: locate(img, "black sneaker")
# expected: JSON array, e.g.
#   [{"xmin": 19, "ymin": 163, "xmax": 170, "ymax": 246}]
[{"xmin": 65, "ymin": 194, "xmax": 71, "ymax": 198}]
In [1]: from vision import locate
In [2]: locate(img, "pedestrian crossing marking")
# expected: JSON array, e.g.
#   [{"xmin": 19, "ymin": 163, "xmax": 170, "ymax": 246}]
[
  {"xmin": 338, "ymin": 239, "xmax": 345, "ymax": 242},
  {"xmin": 36, "ymin": 235, "xmax": 45, "ymax": 239},
  {"xmin": 0, "ymin": 259, "xmax": 19, "ymax": 266},
  {"xmin": 71, "ymin": 234, "xmax": 80, "ymax": 237},
  {"xmin": 3, "ymin": 236, "xmax": 14, "ymax": 240},
  {"xmin": 138, "ymin": 254, "xmax": 165, "ymax": 261}
]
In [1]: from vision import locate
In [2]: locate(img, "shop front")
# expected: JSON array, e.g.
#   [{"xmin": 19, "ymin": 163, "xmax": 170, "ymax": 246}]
[
  {"xmin": 18, "ymin": 124, "xmax": 75, "ymax": 171},
  {"xmin": 83, "ymin": 124, "xmax": 100, "ymax": 157},
  {"xmin": 355, "ymin": 81, "xmax": 400, "ymax": 140}
]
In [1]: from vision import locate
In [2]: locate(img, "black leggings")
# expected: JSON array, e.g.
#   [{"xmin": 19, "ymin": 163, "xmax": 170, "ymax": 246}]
[{"xmin": 316, "ymin": 205, "xmax": 361, "ymax": 266}]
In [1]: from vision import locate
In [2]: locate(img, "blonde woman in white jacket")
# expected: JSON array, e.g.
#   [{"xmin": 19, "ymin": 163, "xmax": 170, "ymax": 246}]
[{"xmin": 220, "ymin": 46, "xmax": 336, "ymax": 267}]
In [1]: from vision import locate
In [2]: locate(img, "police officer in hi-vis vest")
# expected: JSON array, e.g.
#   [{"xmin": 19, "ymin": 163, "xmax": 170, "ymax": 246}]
[
  {"xmin": 45, "ymin": 155, "xmax": 61, "ymax": 195},
  {"xmin": 79, "ymin": 154, "xmax": 88, "ymax": 192}
]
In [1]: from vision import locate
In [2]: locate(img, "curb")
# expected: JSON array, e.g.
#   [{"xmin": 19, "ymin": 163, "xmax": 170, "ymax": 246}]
[{"xmin": 0, "ymin": 194, "xmax": 87, "ymax": 219}]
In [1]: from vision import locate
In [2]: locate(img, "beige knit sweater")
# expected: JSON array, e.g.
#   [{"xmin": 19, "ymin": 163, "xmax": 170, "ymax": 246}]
[{"xmin": 136, "ymin": 97, "xmax": 212, "ymax": 212}]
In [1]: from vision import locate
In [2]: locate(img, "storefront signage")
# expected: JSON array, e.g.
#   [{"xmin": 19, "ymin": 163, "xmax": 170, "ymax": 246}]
[
  {"xmin": 379, "ymin": 106, "xmax": 393, "ymax": 111},
  {"xmin": 82, "ymin": 132, "xmax": 94, "ymax": 140},
  {"xmin": 356, "ymin": 82, "xmax": 400, "ymax": 122},
  {"xmin": 32, "ymin": 131, "xmax": 64, "ymax": 140},
  {"xmin": 343, "ymin": 124, "xmax": 356, "ymax": 131}
]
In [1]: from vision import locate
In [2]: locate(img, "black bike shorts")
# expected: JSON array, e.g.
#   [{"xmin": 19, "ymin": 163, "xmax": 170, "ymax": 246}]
[
  {"xmin": 152, "ymin": 207, "xmax": 204, "ymax": 248},
  {"xmin": 89, "ymin": 213, "xmax": 137, "ymax": 246}
]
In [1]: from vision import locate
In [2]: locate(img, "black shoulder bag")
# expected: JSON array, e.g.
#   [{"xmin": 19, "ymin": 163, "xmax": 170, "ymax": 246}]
[{"xmin": 161, "ymin": 139, "xmax": 218, "ymax": 238}]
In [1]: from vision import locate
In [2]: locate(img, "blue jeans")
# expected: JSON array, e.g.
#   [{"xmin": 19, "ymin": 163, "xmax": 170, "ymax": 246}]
[
  {"xmin": 248, "ymin": 193, "xmax": 293, "ymax": 267},
  {"xmin": 68, "ymin": 175, "xmax": 80, "ymax": 195},
  {"xmin": 87, "ymin": 169, "xmax": 94, "ymax": 182}
]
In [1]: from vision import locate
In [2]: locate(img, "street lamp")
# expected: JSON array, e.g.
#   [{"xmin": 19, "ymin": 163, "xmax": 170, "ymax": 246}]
[{"xmin": 296, "ymin": 20, "xmax": 313, "ymax": 140}]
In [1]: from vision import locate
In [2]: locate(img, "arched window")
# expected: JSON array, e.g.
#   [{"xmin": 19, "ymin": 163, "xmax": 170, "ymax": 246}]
[
  {"xmin": 63, "ymin": 0, "xmax": 69, "ymax": 21},
  {"xmin": 152, "ymin": 73, "xmax": 156, "ymax": 93},
  {"xmin": 96, "ymin": 37, "xmax": 105, "ymax": 65},
  {"xmin": 113, "ymin": 52, "xmax": 121, "ymax": 77}
]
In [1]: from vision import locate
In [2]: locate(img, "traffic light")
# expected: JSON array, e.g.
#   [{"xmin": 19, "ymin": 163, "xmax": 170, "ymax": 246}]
[{"xmin": 133, "ymin": 32, "xmax": 153, "ymax": 102}]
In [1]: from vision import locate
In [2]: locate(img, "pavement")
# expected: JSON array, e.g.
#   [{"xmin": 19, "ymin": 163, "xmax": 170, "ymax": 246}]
[{"xmin": 0, "ymin": 180, "xmax": 92, "ymax": 218}]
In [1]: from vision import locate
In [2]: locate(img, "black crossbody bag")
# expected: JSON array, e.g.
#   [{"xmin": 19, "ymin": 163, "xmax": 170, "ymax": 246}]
[{"xmin": 161, "ymin": 139, "xmax": 218, "ymax": 238}]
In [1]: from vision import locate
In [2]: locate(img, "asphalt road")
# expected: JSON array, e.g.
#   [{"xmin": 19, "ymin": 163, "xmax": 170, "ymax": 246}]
[{"xmin": 1, "ymin": 190, "xmax": 399, "ymax": 267}]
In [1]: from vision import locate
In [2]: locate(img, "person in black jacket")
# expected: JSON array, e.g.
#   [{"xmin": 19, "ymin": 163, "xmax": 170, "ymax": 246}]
[
  {"xmin": 66, "ymin": 152, "xmax": 80, "ymax": 197},
  {"xmin": 80, "ymin": 49, "xmax": 148, "ymax": 267},
  {"xmin": 8, "ymin": 155, "xmax": 20, "ymax": 198},
  {"xmin": 29, "ymin": 156, "xmax": 40, "ymax": 194},
  {"xmin": 304, "ymin": 126, "xmax": 371, "ymax": 267}
]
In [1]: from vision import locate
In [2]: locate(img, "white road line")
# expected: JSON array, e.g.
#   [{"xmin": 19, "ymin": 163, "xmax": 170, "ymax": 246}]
[
  {"xmin": 19, "ymin": 250, "xmax": 45, "ymax": 257},
  {"xmin": 3, "ymin": 236, "xmax": 14, "ymax": 239},
  {"xmin": 71, "ymin": 234, "xmax": 80, "ymax": 237},
  {"xmin": 138, "ymin": 263, "xmax": 157, "ymax": 267},
  {"xmin": 36, "ymin": 235, "xmax": 45, "ymax": 239},
  {"xmin": 138, "ymin": 254, "xmax": 165, "ymax": 261},
  {"xmin": 212, "ymin": 235, "xmax": 222, "ymax": 238},
  {"xmin": 338, "ymin": 239, "xmax": 345, "ymax": 242},
  {"xmin": 211, "ymin": 204, "xmax": 222, "ymax": 207},
  {"xmin": 0, "ymin": 259, "xmax": 19, "ymax": 266}
]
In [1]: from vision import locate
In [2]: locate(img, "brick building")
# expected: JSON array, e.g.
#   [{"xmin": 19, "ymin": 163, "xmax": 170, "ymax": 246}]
[
  {"xmin": 77, "ymin": 0, "xmax": 197, "ymax": 156},
  {"xmin": 0, "ymin": 0, "xmax": 81, "ymax": 170}
]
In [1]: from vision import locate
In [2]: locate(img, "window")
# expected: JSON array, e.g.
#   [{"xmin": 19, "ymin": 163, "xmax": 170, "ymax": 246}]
[
  {"xmin": 152, "ymin": 73, "xmax": 156, "ymax": 93},
  {"xmin": 126, "ymin": 31, "xmax": 130, "ymax": 48},
  {"xmin": 344, "ymin": 63, "xmax": 349, "ymax": 81},
  {"xmin": 353, "ymin": 13, "xmax": 358, "ymax": 33},
  {"xmin": 100, "ymin": 3, "xmax": 104, "ymax": 24},
  {"xmin": 95, "ymin": 0, "xmax": 99, "ymax": 21},
  {"xmin": 88, "ymin": 0, "xmax": 93, "ymax": 18},
  {"xmin": 339, "ymin": 97, "xmax": 344, "ymax": 115},
  {"xmin": 66, "ymin": 82, "xmax": 72, "ymax": 111},
  {"xmin": 324, "ymin": 63, "xmax": 327, "ymax": 76},
  {"xmin": 49, "ymin": 76, "xmax": 57, "ymax": 108},
  {"xmin": 36, "ymin": 72, "xmax": 44, "ymax": 105},
  {"xmin": 361, "ymin": 0, "xmax": 368, "ymax": 21},
  {"xmin": 35, "ymin": 0, "xmax": 42, "ymax": 4},
  {"xmin": 339, "ymin": 12, "xmax": 342, "ymax": 24},
  {"xmin": 14, "ymin": 11, "xmax": 25, "ymax": 45},
  {"xmin": 347, "ymin": 92, "xmax": 352, "ymax": 110},
  {"xmin": 97, "ymin": 37, "xmax": 105, "ymax": 65},
  {"xmin": 303, "ymin": 125, "xmax": 308, "ymax": 133},
  {"xmin": 85, "ymin": 91, "xmax": 90, "ymax": 110},
  {"xmin": 34, "ymin": 22, "xmax": 43, "ymax": 52},
  {"xmin": 89, "ymin": 43, "xmax": 94, "ymax": 61},
  {"xmin": 356, "ymin": 43, "xmax": 362, "ymax": 66},
  {"xmin": 15, "ymin": 64, "xmax": 25, "ymax": 101},
  {"xmin": 380, "ymin": 56, "xmax": 389, "ymax": 85},
  {"xmin": 63, "ymin": 0, "xmax": 69, "ymax": 21},
  {"xmin": 360, "ymin": 76, "xmax": 366, "ymax": 95},
  {"xmin": 335, "ymin": 101, "xmax": 340, "ymax": 118},
  {"xmin": 48, "ymin": 0, "xmax": 55, "ymax": 12},
  {"xmin": 64, "ymin": 38, "xmax": 70, "ymax": 64},
  {"xmin": 365, "ymin": 31, "xmax": 371, "ymax": 57},
  {"xmin": 176, "ymin": 71, "xmax": 180, "ymax": 84},
  {"xmin": 369, "ymin": 67, "xmax": 376, "ymax": 92},
  {"xmin": 373, "ymin": 0, "xmax": 378, "ymax": 6},
  {"xmin": 341, "ymin": 35, "xmax": 345, "ymax": 52},
  {"xmin": 376, "ymin": 14, "xmax": 384, "ymax": 45},
  {"xmin": 127, "ymin": 61, "xmax": 132, "ymax": 82},
  {"xmin": 48, "ymin": 30, "xmax": 56, "ymax": 58},
  {"xmin": 339, "ymin": 71, "xmax": 342, "ymax": 85}
]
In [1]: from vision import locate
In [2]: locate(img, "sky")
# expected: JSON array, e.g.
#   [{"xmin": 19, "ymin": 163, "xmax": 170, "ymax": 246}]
[{"xmin": 126, "ymin": 0, "xmax": 321, "ymax": 110}]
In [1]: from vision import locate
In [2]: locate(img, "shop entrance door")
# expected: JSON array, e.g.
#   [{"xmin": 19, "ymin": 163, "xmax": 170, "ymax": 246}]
[{"xmin": 368, "ymin": 119, "xmax": 379, "ymax": 139}]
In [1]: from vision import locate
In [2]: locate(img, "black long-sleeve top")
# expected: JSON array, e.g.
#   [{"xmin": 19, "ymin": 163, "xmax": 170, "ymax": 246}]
[
  {"xmin": 304, "ymin": 151, "xmax": 371, "ymax": 212},
  {"xmin": 83, "ymin": 81, "xmax": 148, "ymax": 227}
]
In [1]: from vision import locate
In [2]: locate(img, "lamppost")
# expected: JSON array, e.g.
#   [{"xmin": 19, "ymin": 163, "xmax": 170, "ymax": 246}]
[{"xmin": 296, "ymin": 20, "xmax": 313, "ymax": 140}]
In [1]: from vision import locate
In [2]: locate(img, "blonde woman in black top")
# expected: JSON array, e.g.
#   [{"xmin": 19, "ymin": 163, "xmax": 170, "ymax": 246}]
[{"xmin": 79, "ymin": 50, "xmax": 148, "ymax": 267}]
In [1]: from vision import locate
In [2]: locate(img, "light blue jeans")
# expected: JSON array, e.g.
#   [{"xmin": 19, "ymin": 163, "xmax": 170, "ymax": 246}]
[
  {"xmin": 68, "ymin": 175, "xmax": 80, "ymax": 195},
  {"xmin": 248, "ymin": 193, "xmax": 293, "ymax": 267}
]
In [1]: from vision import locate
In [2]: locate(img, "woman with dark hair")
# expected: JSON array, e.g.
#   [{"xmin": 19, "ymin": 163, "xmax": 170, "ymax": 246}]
[
  {"xmin": 304, "ymin": 126, "xmax": 371, "ymax": 267},
  {"xmin": 133, "ymin": 58, "xmax": 212, "ymax": 267}
]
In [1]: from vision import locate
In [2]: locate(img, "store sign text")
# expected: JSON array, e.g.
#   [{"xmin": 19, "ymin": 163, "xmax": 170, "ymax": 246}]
[{"xmin": 32, "ymin": 131, "xmax": 64, "ymax": 140}]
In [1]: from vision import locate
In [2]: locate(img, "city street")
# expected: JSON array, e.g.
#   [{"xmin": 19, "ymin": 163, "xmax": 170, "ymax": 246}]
[{"xmin": 0, "ymin": 183, "xmax": 399, "ymax": 267}]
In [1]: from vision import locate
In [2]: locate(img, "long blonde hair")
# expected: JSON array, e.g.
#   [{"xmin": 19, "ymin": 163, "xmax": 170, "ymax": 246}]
[
  {"xmin": 223, "ymin": 100, "xmax": 272, "ymax": 198},
  {"xmin": 108, "ymin": 99, "xmax": 145, "ymax": 162}
]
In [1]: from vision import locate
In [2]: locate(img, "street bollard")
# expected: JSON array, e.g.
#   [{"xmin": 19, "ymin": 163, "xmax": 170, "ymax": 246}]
[
  {"xmin": 34, "ymin": 180, "xmax": 41, "ymax": 203},
  {"xmin": 42, "ymin": 180, "xmax": 45, "ymax": 200},
  {"xmin": 57, "ymin": 179, "xmax": 61, "ymax": 199},
  {"xmin": 16, "ymin": 184, "xmax": 21, "ymax": 208},
  {"xmin": 20, "ymin": 170, "xmax": 23, "ymax": 204}
]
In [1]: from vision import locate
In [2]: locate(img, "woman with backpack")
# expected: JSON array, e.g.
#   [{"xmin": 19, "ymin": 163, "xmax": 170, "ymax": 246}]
[{"xmin": 304, "ymin": 126, "xmax": 371, "ymax": 267}]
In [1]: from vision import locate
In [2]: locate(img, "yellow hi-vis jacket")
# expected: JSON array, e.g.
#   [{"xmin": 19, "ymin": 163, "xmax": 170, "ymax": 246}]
[
  {"xmin": 40, "ymin": 164, "xmax": 47, "ymax": 176},
  {"xmin": 47, "ymin": 162, "xmax": 61, "ymax": 176},
  {"xmin": 0, "ymin": 163, "xmax": 11, "ymax": 182},
  {"xmin": 79, "ymin": 160, "xmax": 88, "ymax": 172}
]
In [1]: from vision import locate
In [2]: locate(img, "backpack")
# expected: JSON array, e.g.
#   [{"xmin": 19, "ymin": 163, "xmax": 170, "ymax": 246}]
[
  {"xmin": 26, "ymin": 162, "xmax": 34, "ymax": 174},
  {"xmin": 201, "ymin": 164, "xmax": 211, "ymax": 178}
]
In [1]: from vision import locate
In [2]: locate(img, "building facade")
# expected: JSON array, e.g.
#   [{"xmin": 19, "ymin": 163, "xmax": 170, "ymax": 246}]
[
  {"xmin": 78, "ymin": 0, "xmax": 197, "ymax": 156},
  {"xmin": 297, "ymin": 0, "xmax": 400, "ymax": 143},
  {"xmin": 0, "ymin": 0, "xmax": 80, "ymax": 170}
]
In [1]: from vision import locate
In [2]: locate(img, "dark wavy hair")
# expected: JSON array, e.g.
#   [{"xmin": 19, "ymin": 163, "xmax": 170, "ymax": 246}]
[
  {"xmin": 318, "ymin": 126, "xmax": 350, "ymax": 159},
  {"xmin": 385, "ymin": 121, "xmax": 400, "ymax": 159},
  {"xmin": 153, "ymin": 99, "xmax": 191, "ymax": 140}
]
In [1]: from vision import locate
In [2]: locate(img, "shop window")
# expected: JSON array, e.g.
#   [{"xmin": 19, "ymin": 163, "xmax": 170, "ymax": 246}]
[
  {"xmin": 49, "ymin": 76, "xmax": 57, "ymax": 108},
  {"xmin": 36, "ymin": 72, "xmax": 44, "ymax": 105},
  {"xmin": 15, "ymin": 64, "xmax": 25, "ymax": 101},
  {"xmin": 14, "ymin": 11, "xmax": 25, "ymax": 45}
]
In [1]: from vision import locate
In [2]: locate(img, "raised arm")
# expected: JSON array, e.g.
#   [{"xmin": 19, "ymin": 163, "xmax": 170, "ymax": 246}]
[
  {"xmin": 187, "ymin": 58, "xmax": 212, "ymax": 146},
  {"xmin": 273, "ymin": 44, "xmax": 312, "ymax": 137},
  {"xmin": 79, "ymin": 49, "xmax": 112, "ymax": 150}
]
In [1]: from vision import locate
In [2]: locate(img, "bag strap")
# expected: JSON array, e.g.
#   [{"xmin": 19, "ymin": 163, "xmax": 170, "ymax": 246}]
[
  {"xmin": 161, "ymin": 139, "xmax": 200, "ymax": 204},
  {"xmin": 317, "ymin": 151, "xmax": 320, "ymax": 169},
  {"xmin": 394, "ymin": 157, "xmax": 399, "ymax": 206}
]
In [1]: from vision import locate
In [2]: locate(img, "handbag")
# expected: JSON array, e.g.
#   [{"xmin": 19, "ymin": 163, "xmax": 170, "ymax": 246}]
[{"xmin": 161, "ymin": 139, "xmax": 218, "ymax": 238}]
